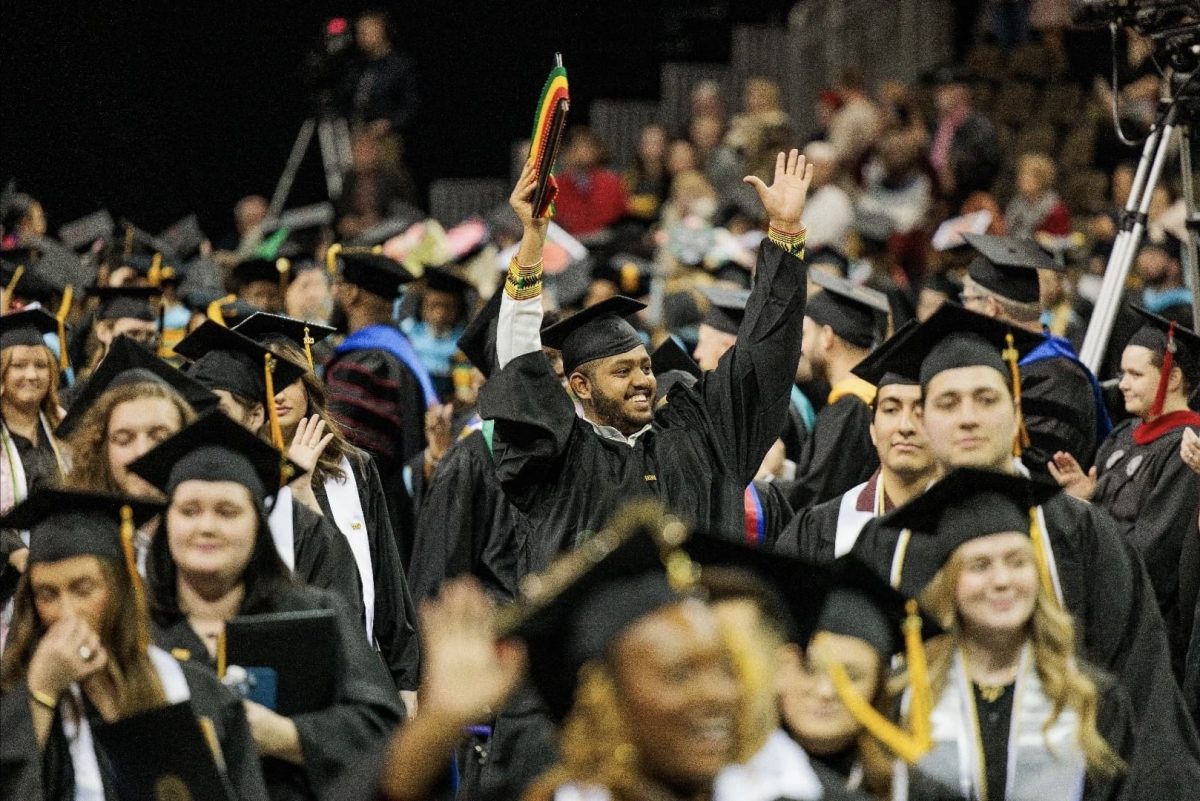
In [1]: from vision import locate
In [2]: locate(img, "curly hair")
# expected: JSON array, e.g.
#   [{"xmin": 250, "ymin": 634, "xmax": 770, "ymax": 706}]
[
  {"xmin": 917, "ymin": 545, "xmax": 1125, "ymax": 779},
  {"xmin": 1, "ymin": 343, "xmax": 62, "ymax": 424},
  {"xmin": 1, "ymin": 556, "xmax": 166, "ymax": 717},
  {"xmin": 63, "ymin": 381, "xmax": 195, "ymax": 494}
]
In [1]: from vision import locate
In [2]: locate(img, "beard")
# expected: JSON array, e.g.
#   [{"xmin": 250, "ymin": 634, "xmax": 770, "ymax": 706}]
[{"xmin": 590, "ymin": 384, "xmax": 653, "ymax": 435}]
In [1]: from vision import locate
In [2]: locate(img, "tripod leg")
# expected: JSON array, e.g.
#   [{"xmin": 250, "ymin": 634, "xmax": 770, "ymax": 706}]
[
  {"xmin": 1178, "ymin": 125, "xmax": 1200, "ymax": 327},
  {"xmin": 270, "ymin": 118, "xmax": 318, "ymax": 219},
  {"xmin": 316, "ymin": 119, "xmax": 345, "ymax": 201}
]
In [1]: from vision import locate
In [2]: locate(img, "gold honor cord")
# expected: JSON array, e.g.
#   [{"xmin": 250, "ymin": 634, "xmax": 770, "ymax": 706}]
[
  {"xmin": 324, "ymin": 243, "xmax": 342, "ymax": 276},
  {"xmin": 216, "ymin": 629, "xmax": 227, "ymax": 679},
  {"xmin": 2, "ymin": 264, "xmax": 24, "ymax": 312},
  {"xmin": 55, "ymin": 286, "xmax": 73, "ymax": 371},
  {"xmin": 119, "ymin": 504, "xmax": 151, "ymax": 653},
  {"xmin": 147, "ymin": 253, "xmax": 163, "ymax": 287},
  {"xmin": 1002, "ymin": 332, "xmax": 1031, "ymax": 457},
  {"xmin": 263, "ymin": 353, "xmax": 285, "ymax": 451},
  {"xmin": 302, "ymin": 326, "xmax": 314, "ymax": 371},
  {"xmin": 1027, "ymin": 508, "xmax": 1057, "ymax": 604}
]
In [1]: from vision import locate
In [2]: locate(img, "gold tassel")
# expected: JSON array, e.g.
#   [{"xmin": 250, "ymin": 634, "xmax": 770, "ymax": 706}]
[
  {"xmin": 302, "ymin": 325, "xmax": 314, "ymax": 370},
  {"xmin": 147, "ymin": 253, "xmax": 162, "ymax": 287},
  {"xmin": 276, "ymin": 257, "xmax": 290, "ymax": 295},
  {"xmin": 216, "ymin": 629, "xmax": 227, "ymax": 679},
  {"xmin": 119, "ymin": 505, "xmax": 150, "ymax": 653},
  {"xmin": 55, "ymin": 285, "xmax": 73, "ymax": 371},
  {"xmin": 1027, "ymin": 508, "xmax": 1057, "ymax": 604},
  {"xmin": 325, "ymin": 243, "xmax": 342, "ymax": 276},
  {"xmin": 1002, "ymin": 332, "xmax": 1030, "ymax": 457},
  {"xmin": 263, "ymin": 352, "xmax": 284, "ymax": 451},
  {"xmin": 3, "ymin": 264, "xmax": 25, "ymax": 312},
  {"xmin": 903, "ymin": 600, "xmax": 932, "ymax": 747},
  {"xmin": 206, "ymin": 293, "xmax": 237, "ymax": 327}
]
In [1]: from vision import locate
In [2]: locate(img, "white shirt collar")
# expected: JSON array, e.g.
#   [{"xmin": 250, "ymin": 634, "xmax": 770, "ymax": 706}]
[{"xmin": 586, "ymin": 419, "xmax": 652, "ymax": 447}]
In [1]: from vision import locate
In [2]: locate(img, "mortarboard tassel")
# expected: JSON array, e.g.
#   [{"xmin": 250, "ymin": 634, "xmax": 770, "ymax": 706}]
[
  {"xmin": 147, "ymin": 253, "xmax": 162, "ymax": 288},
  {"xmin": 1027, "ymin": 508, "xmax": 1057, "ymax": 603},
  {"xmin": 54, "ymin": 286, "xmax": 73, "ymax": 371},
  {"xmin": 276, "ymin": 257, "xmax": 291, "ymax": 296},
  {"xmin": 2, "ymin": 264, "xmax": 24, "ymax": 313},
  {"xmin": 263, "ymin": 352, "xmax": 285, "ymax": 451},
  {"xmin": 903, "ymin": 601, "xmax": 932, "ymax": 749},
  {"xmin": 619, "ymin": 262, "xmax": 639, "ymax": 295},
  {"xmin": 206, "ymin": 293, "xmax": 237, "ymax": 327},
  {"xmin": 216, "ymin": 629, "xmax": 227, "ymax": 679},
  {"xmin": 1002, "ymin": 332, "xmax": 1031, "ymax": 457},
  {"xmin": 1149, "ymin": 321, "xmax": 1177, "ymax": 420},
  {"xmin": 119, "ymin": 504, "xmax": 151, "ymax": 654},
  {"xmin": 325, "ymin": 243, "xmax": 342, "ymax": 276},
  {"xmin": 302, "ymin": 325, "xmax": 314, "ymax": 370}
]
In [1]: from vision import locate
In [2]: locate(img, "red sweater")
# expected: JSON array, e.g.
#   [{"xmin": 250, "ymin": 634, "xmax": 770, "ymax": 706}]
[{"xmin": 553, "ymin": 168, "xmax": 629, "ymax": 236}]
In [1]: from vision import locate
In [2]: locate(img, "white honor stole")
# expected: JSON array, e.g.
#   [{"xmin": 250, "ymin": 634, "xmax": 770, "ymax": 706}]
[
  {"xmin": 894, "ymin": 646, "xmax": 1086, "ymax": 801},
  {"xmin": 266, "ymin": 487, "xmax": 297, "ymax": 571},
  {"xmin": 62, "ymin": 646, "xmax": 191, "ymax": 801},
  {"xmin": 325, "ymin": 455, "xmax": 374, "ymax": 639},
  {"xmin": 835, "ymin": 478, "xmax": 882, "ymax": 558}
]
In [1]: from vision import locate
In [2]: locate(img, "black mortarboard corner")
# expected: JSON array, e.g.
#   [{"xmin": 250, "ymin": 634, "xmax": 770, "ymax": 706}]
[
  {"xmin": 1, "ymin": 488, "xmax": 164, "ymax": 565},
  {"xmin": 541, "ymin": 295, "xmax": 647, "ymax": 375},
  {"xmin": 650, "ymin": 336, "xmax": 701, "ymax": 400},
  {"xmin": 811, "ymin": 555, "xmax": 942, "ymax": 764},
  {"xmin": 58, "ymin": 209, "xmax": 116, "ymax": 253},
  {"xmin": 87, "ymin": 285, "xmax": 159, "ymax": 322},
  {"xmin": 233, "ymin": 312, "xmax": 336, "ymax": 371},
  {"xmin": 455, "ymin": 289, "xmax": 504, "ymax": 378},
  {"xmin": 1127, "ymin": 305, "xmax": 1200, "ymax": 418},
  {"xmin": 806, "ymin": 270, "xmax": 891, "ymax": 349},
  {"xmin": 495, "ymin": 501, "xmax": 699, "ymax": 723},
  {"xmin": 56, "ymin": 336, "xmax": 219, "ymax": 439},
  {"xmin": 92, "ymin": 701, "xmax": 234, "ymax": 801},
  {"xmin": 232, "ymin": 257, "xmax": 289, "ymax": 290},
  {"xmin": 879, "ymin": 467, "xmax": 1061, "ymax": 593},
  {"xmin": 329, "ymin": 245, "xmax": 416, "ymax": 299},
  {"xmin": 173, "ymin": 320, "xmax": 305, "ymax": 450},
  {"xmin": 127, "ymin": 411, "xmax": 304, "ymax": 505},
  {"xmin": 422, "ymin": 265, "xmax": 474, "ymax": 297},
  {"xmin": 851, "ymin": 319, "xmax": 920, "ymax": 389},
  {"xmin": 962, "ymin": 234, "xmax": 1061, "ymax": 305},
  {"xmin": 699, "ymin": 287, "xmax": 751, "ymax": 337},
  {"xmin": 0, "ymin": 307, "xmax": 60, "ymax": 350}
]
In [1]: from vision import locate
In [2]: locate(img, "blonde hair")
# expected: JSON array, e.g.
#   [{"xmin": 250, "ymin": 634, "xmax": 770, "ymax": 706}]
[
  {"xmin": 1018, "ymin": 153, "xmax": 1058, "ymax": 194},
  {"xmin": 916, "ymin": 545, "xmax": 1125, "ymax": 778},
  {"xmin": 1, "ymin": 343, "xmax": 62, "ymax": 424}
]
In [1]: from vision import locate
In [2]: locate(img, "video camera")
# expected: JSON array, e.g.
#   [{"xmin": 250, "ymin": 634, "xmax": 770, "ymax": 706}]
[{"xmin": 1072, "ymin": 0, "xmax": 1200, "ymax": 82}]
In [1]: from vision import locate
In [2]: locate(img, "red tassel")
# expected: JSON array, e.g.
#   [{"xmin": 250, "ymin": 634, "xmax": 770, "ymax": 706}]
[{"xmin": 1149, "ymin": 322, "xmax": 1176, "ymax": 420}]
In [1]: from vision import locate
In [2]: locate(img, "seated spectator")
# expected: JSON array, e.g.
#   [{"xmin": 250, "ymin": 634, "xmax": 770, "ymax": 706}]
[
  {"xmin": 929, "ymin": 68, "xmax": 1000, "ymax": 204},
  {"xmin": 857, "ymin": 131, "xmax": 933, "ymax": 238},
  {"xmin": 688, "ymin": 112, "xmax": 725, "ymax": 170},
  {"xmin": 552, "ymin": 127, "xmax": 629, "ymax": 239},
  {"xmin": 1006, "ymin": 152, "xmax": 1071, "ymax": 240},
  {"xmin": 666, "ymin": 138, "xmax": 701, "ymax": 181},
  {"xmin": 623, "ymin": 123, "xmax": 670, "ymax": 222},
  {"xmin": 827, "ymin": 66, "xmax": 881, "ymax": 170},
  {"xmin": 799, "ymin": 142, "xmax": 854, "ymax": 254}
]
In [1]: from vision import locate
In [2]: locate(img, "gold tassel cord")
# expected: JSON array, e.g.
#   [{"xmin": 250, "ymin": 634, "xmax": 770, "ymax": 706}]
[
  {"xmin": 827, "ymin": 658, "xmax": 931, "ymax": 764},
  {"xmin": 147, "ymin": 253, "xmax": 163, "ymax": 287},
  {"xmin": 3, "ymin": 264, "xmax": 25, "ymax": 312},
  {"xmin": 302, "ymin": 325, "xmax": 314, "ymax": 370},
  {"xmin": 263, "ymin": 353, "xmax": 285, "ymax": 451},
  {"xmin": 216, "ymin": 629, "xmax": 227, "ymax": 679},
  {"xmin": 206, "ymin": 294, "xmax": 237, "ymax": 327},
  {"xmin": 119, "ymin": 505, "xmax": 151, "ymax": 653},
  {"xmin": 276, "ymin": 258, "xmax": 290, "ymax": 295},
  {"xmin": 1027, "ymin": 509, "xmax": 1057, "ymax": 604},
  {"xmin": 1002, "ymin": 332, "xmax": 1030, "ymax": 457},
  {"xmin": 325, "ymin": 244, "xmax": 342, "ymax": 277},
  {"xmin": 55, "ymin": 286, "xmax": 73, "ymax": 371},
  {"xmin": 903, "ymin": 600, "xmax": 932, "ymax": 747}
]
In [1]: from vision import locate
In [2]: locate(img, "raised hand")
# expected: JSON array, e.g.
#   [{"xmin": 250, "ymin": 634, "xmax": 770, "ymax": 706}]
[
  {"xmin": 1047, "ymin": 451, "xmax": 1097, "ymax": 500},
  {"xmin": 509, "ymin": 159, "xmax": 549, "ymax": 236},
  {"xmin": 1182, "ymin": 427, "xmax": 1200, "ymax": 475},
  {"xmin": 743, "ymin": 149, "xmax": 814, "ymax": 233},
  {"xmin": 287, "ymin": 415, "xmax": 334, "ymax": 477},
  {"xmin": 424, "ymin": 404, "xmax": 454, "ymax": 466}
]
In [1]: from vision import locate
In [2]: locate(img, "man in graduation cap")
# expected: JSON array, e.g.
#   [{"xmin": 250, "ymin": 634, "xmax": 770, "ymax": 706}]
[
  {"xmin": 846, "ymin": 302, "xmax": 1200, "ymax": 798},
  {"xmin": 230, "ymin": 256, "xmax": 287, "ymax": 314},
  {"xmin": 480, "ymin": 150, "xmax": 812, "ymax": 561},
  {"xmin": 784, "ymin": 271, "xmax": 891, "ymax": 509},
  {"xmin": 958, "ymin": 233, "xmax": 1110, "ymax": 476},
  {"xmin": 776, "ymin": 319, "xmax": 936, "ymax": 562},
  {"xmin": 324, "ymin": 248, "xmax": 438, "ymax": 559},
  {"xmin": 400, "ymin": 264, "xmax": 473, "ymax": 400}
]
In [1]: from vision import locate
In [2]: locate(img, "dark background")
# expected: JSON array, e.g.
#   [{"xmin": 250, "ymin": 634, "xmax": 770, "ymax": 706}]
[{"xmin": 0, "ymin": 0, "xmax": 798, "ymax": 241}]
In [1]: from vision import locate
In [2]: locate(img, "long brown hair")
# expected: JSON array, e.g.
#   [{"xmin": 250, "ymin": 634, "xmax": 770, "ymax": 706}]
[
  {"xmin": 916, "ymin": 546, "xmax": 1125, "ymax": 778},
  {"xmin": 262, "ymin": 338, "xmax": 357, "ymax": 483},
  {"xmin": 1, "ymin": 557, "xmax": 167, "ymax": 717},
  {"xmin": 1, "ymin": 343, "xmax": 63, "ymax": 425},
  {"xmin": 64, "ymin": 381, "xmax": 196, "ymax": 494}
]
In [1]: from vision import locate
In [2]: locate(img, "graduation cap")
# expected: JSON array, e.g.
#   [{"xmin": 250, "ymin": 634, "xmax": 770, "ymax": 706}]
[
  {"xmin": 541, "ymin": 295, "xmax": 647, "ymax": 374},
  {"xmin": 233, "ymin": 311, "xmax": 336, "ymax": 371},
  {"xmin": 650, "ymin": 336, "xmax": 701, "ymax": 400},
  {"xmin": 496, "ymin": 501, "xmax": 698, "ymax": 722},
  {"xmin": 806, "ymin": 270, "xmax": 891, "ymax": 349},
  {"xmin": 179, "ymin": 288, "xmax": 259, "ymax": 328},
  {"xmin": 173, "ymin": 321, "xmax": 305, "ymax": 449},
  {"xmin": 455, "ymin": 289, "xmax": 504, "ymax": 378},
  {"xmin": 1127, "ymin": 305, "xmax": 1200, "ymax": 419},
  {"xmin": 961, "ymin": 234, "xmax": 1061, "ymax": 305},
  {"xmin": 879, "ymin": 468, "xmax": 1061, "ymax": 597},
  {"xmin": 327, "ymin": 246, "xmax": 416, "ymax": 299},
  {"xmin": 159, "ymin": 214, "xmax": 206, "ymax": 260},
  {"xmin": 88, "ymin": 285, "xmax": 159, "ymax": 322},
  {"xmin": 58, "ymin": 209, "xmax": 116, "ymax": 253},
  {"xmin": 232, "ymin": 256, "xmax": 290, "ymax": 290},
  {"xmin": 127, "ymin": 411, "xmax": 304, "ymax": 503},
  {"xmin": 850, "ymin": 318, "xmax": 920, "ymax": 389},
  {"xmin": 0, "ymin": 488, "xmax": 163, "ymax": 565},
  {"xmin": 592, "ymin": 254, "xmax": 653, "ymax": 299},
  {"xmin": 811, "ymin": 555, "xmax": 943, "ymax": 764},
  {"xmin": 56, "ymin": 335, "xmax": 219, "ymax": 439},
  {"xmin": 699, "ymin": 287, "xmax": 750, "ymax": 337},
  {"xmin": 422, "ymin": 264, "xmax": 474, "ymax": 296},
  {"xmin": 0, "ymin": 307, "xmax": 60, "ymax": 350}
]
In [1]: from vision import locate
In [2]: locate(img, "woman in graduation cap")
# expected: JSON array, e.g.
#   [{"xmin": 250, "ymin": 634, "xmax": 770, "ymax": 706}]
[
  {"xmin": 1049, "ymin": 308, "xmax": 1200, "ymax": 674},
  {"xmin": 233, "ymin": 311, "xmax": 420, "ymax": 693},
  {"xmin": 0, "ymin": 488, "xmax": 268, "ymax": 801},
  {"xmin": 882, "ymin": 468, "xmax": 1132, "ymax": 801},
  {"xmin": 130, "ymin": 413, "xmax": 404, "ymax": 801}
]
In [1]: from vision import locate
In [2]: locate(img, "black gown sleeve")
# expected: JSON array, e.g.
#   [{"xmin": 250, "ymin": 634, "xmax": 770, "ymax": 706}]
[
  {"xmin": 1020, "ymin": 356, "xmax": 1099, "ymax": 474},
  {"xmin": 0, "ymin": 684, "xmax": 48, "ymax": 801},
  {"xmin": 787, "ymin": 397, "xmax": 878, "ymax": 510},
  {"xmin": 291, "ymin": 503, "xmax": 366, "ymax": 627},
  {"xmin": 774, "ymin": 496, "xmax": 841, "ymax": 562},
  {"xmin": 1085, "ymin": 674, "xmax": 1135, "ymax": 801},
  {"xmin": 750, "ymin": 480, "xmax": 795, "ymax": 551},
  {"xmin": 696, "ymin": 240, "xmax": 808, "ymax": 486},
  {"xmin": 179, "ymin": 660, "xmax": 270, "ymax": 801}
]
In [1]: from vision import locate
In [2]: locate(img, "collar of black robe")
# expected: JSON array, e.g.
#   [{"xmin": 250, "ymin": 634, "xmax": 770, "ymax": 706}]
[
  {"xmin": 0, "ymin": 307, "xmax": 60, "ymax": 350},
  {"xmin": 0, "ymin": 488, "xmax": 164, "ymax": 564},
  {"xmin": 961, "ymin": 233, "xmax": 1062, "ymax": 305},
  {"xmin": 806, "ymin": 270, "xmax": 890, "ymax": 349},
  {"xmin": 541, "ymin": 295, "xmax": 647, "ymax": 375}
]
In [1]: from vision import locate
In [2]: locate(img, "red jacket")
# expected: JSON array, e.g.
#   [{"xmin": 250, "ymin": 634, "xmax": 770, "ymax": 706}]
[{"xmin": 553, "ymin": 168, "xmax": 629, "ymax": 236}]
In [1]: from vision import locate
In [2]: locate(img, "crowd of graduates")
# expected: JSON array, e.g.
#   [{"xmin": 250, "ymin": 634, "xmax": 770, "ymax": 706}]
[{"xmin": 2, "ymin": 13, "xmax": 1200, "ymax": 801}]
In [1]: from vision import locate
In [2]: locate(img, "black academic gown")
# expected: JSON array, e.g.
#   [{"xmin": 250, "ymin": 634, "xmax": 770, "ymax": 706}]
[
  {"xmin": 326, "ymin": 344, "xmax": 427, "ymax": 564},
  {"xmin": 478, "ymin": 240, "xmax": 807, "ymax": 562},
  {"xmin": 785, "ymin": 394, "xmax": 878, "ymax": 510},
  {"xmin": 0, "ymin": 658, "xmax": 269, "ymax": 801},
  {"xmin": 1020, "ymin": 354, "xmax": 1100, "ymax": 475},
  {"xmin": 776, "ymin": 491, "xmax": 847, "ymax": 563},
  {"xmin": 313, "ymin": 450, "xmax": 421, "ymax": 691},
  {"xmin": 1092, "ymin": 418, "xmax": 1200, "ymax": 673},
  {"xmin": 288, "ymin": 501, "xmax": 366, "ymax": 627},
  {"xmin": 850, "ymin": 491, "xmax": 1200, "ymax": 799},
  {"xmin": 153, "ymin": 584, "xmax": 404, "ymax": 801},
  {"xmin": 407, "ymin": 429, "xmax": 522, "ymax": 605}
]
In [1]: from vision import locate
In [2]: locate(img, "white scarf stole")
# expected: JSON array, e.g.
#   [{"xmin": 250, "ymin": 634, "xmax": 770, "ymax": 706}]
[
  {"xmin": 61, "ymin": 645, "xmax": 191, "ymax": 801},
  {"xmin": 895, "ymin": 646, "xmax": 1085, "ymax": 801},
  {"xmin": 835, "ymin": 478, "xmax": 880, "ymax": 558},
  {"xmin": 324, "ymin": 455, "xmax": 374, "ymax": 639},
  {"xmin": 266, "ymin": 488, "xmax": 297, "ymax": 571},
  {"xmin": 713, "ymin": 728, "xmax": 824, "ymax": 801}
]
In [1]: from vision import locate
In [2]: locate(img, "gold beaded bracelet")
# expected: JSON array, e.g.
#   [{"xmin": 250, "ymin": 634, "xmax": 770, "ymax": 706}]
[
  {"xmin": 768, "ymin": 225, "xmax": 807, "ymax": 258},
  {"xmin": 505, "ymin": 256, "xmax": 544, "ymax": 301}
]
